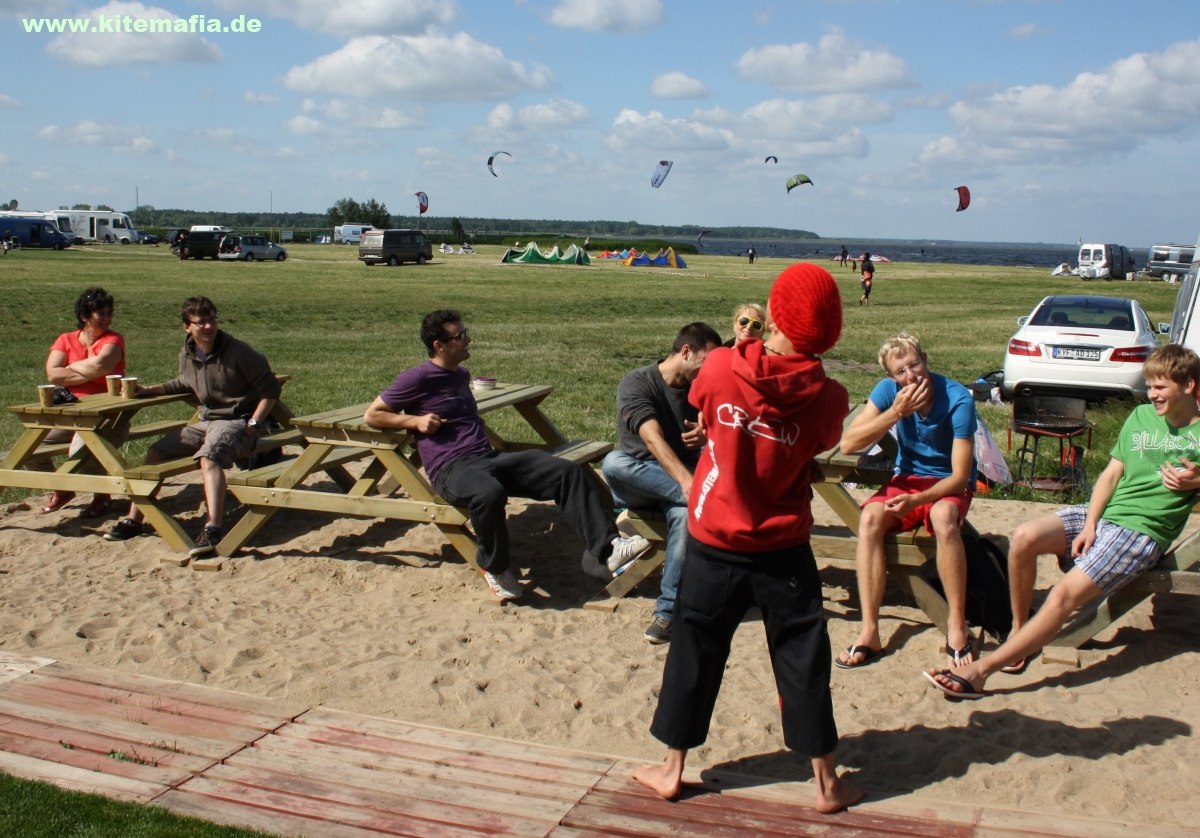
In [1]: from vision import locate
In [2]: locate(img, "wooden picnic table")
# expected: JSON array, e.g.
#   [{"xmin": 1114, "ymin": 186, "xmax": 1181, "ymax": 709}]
[
  {"xmin": 0, "ymin": 389, "xmax": 299, "ymax": 554},
  {"xmin": 216, "ymin": 382, "xmax": 612, "ymax": 564}
]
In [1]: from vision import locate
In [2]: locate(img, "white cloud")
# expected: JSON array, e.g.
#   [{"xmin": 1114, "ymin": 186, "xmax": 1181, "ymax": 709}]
[
  {"xmin": 923, "ymin": 38, "xmax": 1200, "ymax": 166},
  {"xmin": 649, "ymin": 71, "xmax": 709, "ymax": 99},
  {"xmin": 0, "ymin": 94, "xmax": 19, "ymax": 108},
  {"xmin": 295, "ymin": 98, "xmax": 424, "ymax": 131},
  {"xmin": 737, "ymin": 27, "xmax": 915, "ymax": 93},
  {"xmin": 36, "ymin": 119, "xmax": 157, "ymax": 154},
  {"xmin": 208, "ymin": 0, "xmax": 456, "ymax": 37},
  {"xmin": 243, "ymin": 91, "xmax": 280, "ymax": 106},
  {"xmin": 604, "ymin": 109, "xmax": 732, "ymax": 153},
  {"xmin": 1010, "ymin": 23, "xmax": 1039, "ymax": 39},
  {"xmin": 285, "ymin": 115, "xmax": 323, "ymax": 135},
  {"xmin": 547, "ymin": 0, "xmax": 663, "ymax": 33},
  {"xmin": 44, "ymin": 1, "xmax": 222, "ymax": 67},
  {"xmin": 283, "ymin": 34, "xmax": 553, "ymax": 101}
]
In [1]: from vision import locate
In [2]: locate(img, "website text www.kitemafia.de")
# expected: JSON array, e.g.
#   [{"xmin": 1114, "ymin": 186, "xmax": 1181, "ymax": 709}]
[{"xmin": 21, "ymin": 14, "xmax": 262, "ymax": 34}]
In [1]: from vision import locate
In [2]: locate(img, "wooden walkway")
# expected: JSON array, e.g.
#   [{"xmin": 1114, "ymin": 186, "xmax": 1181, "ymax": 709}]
[{"xmin": 0, "ymin": 650, "xmax": 1186, "ymax": 837}]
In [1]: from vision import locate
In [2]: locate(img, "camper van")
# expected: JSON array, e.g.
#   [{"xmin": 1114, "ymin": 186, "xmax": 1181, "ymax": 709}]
[
  {"xmin": 60, "ymin": 210, "xmax": 140, "ymax": 244},
  {"xmin": 0, "ymin": 214, "xmax": 72, "ymax": 249},
  {"xmin": 335, "ymin": 223, "xmax": 375, "ymax": 245},
  {"xmin": 1078, "ymin": 243, "xmax": 1136, "ymax": 280},
  {"xmin": 1160, "ymin": 235, "xmax": 1200, "ymax": 354},
  {"xmin": 358, "ymin": 229, "xmax": 432, "ymax": 266},
  {"xmin": 1146, "ymin": 243, "xmax": 1196, "ymax": 280}
]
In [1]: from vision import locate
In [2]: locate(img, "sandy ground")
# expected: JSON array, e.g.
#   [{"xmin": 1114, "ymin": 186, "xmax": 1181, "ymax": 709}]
[{"xmin": 1, "ymin": 474, "xmax": 1198, "ymax": 829}]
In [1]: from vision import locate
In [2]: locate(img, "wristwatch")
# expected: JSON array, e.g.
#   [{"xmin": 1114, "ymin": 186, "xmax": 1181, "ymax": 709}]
[{"xmin": 247, "ymin": 418, "xmax": 260, "ymax": 430}]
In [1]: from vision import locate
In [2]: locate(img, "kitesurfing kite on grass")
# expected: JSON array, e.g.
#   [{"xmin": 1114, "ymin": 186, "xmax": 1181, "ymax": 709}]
[
  {"xmin": 786, "ymin": 173, "xmax": 813, "ymax": 193},
  {"xmin": 955, "ymin": 185, "xmax": 971, "ymax": 212},
  {"xmin": 487, "ymin": 151, "xmax": 511, "ymax": 177}
]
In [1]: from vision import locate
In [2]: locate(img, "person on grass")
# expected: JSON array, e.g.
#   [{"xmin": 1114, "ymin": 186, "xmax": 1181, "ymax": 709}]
[
  {"xmin": 925, "ymin": 344, "xmax": 1200, "ymax": 699},
  {"xmin": 602, "ymin": 322, "xmax": 722, "ymax": 645},
  {"xmin": 40, "ymin": 287, "xmax": 126, "ymax": 517},
  {"xmin": 635, "ymin": 263, "xmax": 864, "ymax": 814},
  {"xmin": 104, "ymin": 296, "xmax": 280, "ymax": 557},
  {"xmin": 836, "ymin": 332, "xmax": 977, "ymax": 670},
  {"xmin": 364, "ymin": 309, "xmax": 651, "ymax": 601}
]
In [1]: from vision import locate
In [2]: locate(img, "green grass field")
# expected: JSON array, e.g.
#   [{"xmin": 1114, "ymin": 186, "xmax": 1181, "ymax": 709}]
[{"xmin": 0, "ymin": 241, "xmax": 1183, "ymax": 501}]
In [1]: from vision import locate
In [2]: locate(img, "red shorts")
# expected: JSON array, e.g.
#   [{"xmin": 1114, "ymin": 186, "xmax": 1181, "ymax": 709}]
[{"xmin": 862, "ymin": 474, "xmax": 973, "ymax": 534}]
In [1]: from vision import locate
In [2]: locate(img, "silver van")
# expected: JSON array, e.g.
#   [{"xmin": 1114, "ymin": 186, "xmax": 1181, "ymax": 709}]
[
  {"xmin": 359, "ymin": 229, "xmax": 432, "ymax": 266},
  {"xmin": 1146, "ymin": 243, "xmax": 1196, "ymax": 280}
]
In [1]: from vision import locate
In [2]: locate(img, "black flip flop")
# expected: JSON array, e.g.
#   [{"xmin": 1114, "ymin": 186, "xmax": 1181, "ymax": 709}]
[
  {"xmin": 923, "ymin": 669, "xmax": 987, "ymax": 700},
  {"xmin": 835, "ymin": 645, "xmax": 884, "ymax": 670}
]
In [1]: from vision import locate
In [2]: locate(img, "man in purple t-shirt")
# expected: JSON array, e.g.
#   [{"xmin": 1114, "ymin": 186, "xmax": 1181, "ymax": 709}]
[{"xmin": 364, "ymin": 309, "xmax": 650, "ymax": 601}]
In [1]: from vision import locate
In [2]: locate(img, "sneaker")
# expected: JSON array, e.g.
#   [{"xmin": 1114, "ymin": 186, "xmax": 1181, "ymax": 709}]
[
  {"xmin": 104, "ymin": 517, "xmax": 142, "ymax": 542},
  {"xmin": 606, "ymin": 533, "xmax": 652, "ymax": 575},
  {"xmin": 644, "ymin": 616, "xmax": 672, "ymax": 645},
  {"xmin": 481, "ymin": 567, "xmax": 524, "ymax": 601},
  {"xmin": 188, "ymin": 525, "xmax": 224, "ymax": 558}
]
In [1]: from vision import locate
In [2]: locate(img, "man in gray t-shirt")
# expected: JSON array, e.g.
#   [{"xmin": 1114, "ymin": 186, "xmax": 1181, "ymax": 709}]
[{"xmin": 603, "ymin": 322, "xmax": 722, "ymax": 645}]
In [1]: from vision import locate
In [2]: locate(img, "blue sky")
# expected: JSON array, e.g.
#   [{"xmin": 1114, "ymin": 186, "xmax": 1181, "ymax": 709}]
[{"xmin": 2, "ymin": 0, "xmax": 1199, "ymax": 245}]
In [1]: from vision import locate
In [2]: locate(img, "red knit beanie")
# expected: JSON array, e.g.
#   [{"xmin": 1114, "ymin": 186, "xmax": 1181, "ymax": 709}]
[{"xmin": 768, "ymin": 263, "xmax": 842, "ymax": 355}]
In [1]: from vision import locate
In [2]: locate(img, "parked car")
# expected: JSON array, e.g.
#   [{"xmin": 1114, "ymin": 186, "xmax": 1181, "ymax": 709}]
[
  {"xmin": 1002, "ymin": 294, "xmax": 1159, "ymax": 400},
  {"xmin": 218, "ymin": 234, "xmax": 287, "ymax": 262},
  {"xmin": 138, "ymin": 232, "xmax": 160, "ymax": 245}
]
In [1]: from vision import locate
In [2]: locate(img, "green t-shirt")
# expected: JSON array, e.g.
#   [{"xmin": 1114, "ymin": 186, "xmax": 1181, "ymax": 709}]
[{"xmin": 1105, "ymin": 404, "xmax": 1200, "ymax": 549}]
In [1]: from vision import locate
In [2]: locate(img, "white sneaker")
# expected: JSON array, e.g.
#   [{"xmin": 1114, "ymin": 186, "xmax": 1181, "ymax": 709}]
[
  {"xmin": 481, "ymin": 567, "xmax": 524, "ymax": 600},
  {"xmin": 607, "ymin": 533, "xmax": 652, "ymax": 575}
]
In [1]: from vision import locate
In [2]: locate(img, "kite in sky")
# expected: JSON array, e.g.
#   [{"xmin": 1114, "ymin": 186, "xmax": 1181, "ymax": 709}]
[
  {"xmin": 651, "ymin": 160, "xmax": 673, "ymax": 188},
  {"xmin": 955, "ymin": 185, "xmax": 971, "ymax": 212},
  {"xmin": 487, "ymin": 151, "xmax": 511, "ymax": 177},
  {"xmin": 415, "ymin": 191, "xmax": 429, "ymax": 214},
  {"xmin": 696, "ymin": 229, "xmax": 712, "ymax": 249},
  {"xmin": 764, "ymin": 155, "xmax": 778, "ymax": 164},
  {"xmin": 786, "ymin": 174, "xmax": 813, "ymax": 193}
]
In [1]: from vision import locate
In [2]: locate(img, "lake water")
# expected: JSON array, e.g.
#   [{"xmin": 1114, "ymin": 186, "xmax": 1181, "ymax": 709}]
[{"xmin": 697, "ymin": 237, "xmax": 1098, "ymax": 269}]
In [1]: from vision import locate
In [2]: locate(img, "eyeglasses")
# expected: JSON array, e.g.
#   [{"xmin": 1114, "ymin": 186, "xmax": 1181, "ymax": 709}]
[
  {"xmin": 737, "ymin": 316, "xmax": 765, "ymax": 333},
  {"xmin": 188, "ymin": 317, "xmax": 218, "ymax": 327},
  {"xmin": 442, "ymin": 328, "xmax": 470, "ymax": 343}
]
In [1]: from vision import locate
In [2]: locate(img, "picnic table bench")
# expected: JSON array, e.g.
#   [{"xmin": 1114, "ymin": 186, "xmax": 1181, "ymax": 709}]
[{"xmin": 216, "ymin": 382, "xmax": 613, "ymax": 567}]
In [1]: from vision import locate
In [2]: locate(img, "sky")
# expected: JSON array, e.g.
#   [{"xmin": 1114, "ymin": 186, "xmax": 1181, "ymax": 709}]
[{"xmin": 2, "ymin": 0, "xmax": 1199, "ymax": 246}]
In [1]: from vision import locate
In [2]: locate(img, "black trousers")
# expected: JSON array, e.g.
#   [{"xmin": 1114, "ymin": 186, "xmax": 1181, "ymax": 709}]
[
  {"xmin": 649, "ymin": 539, "xmax": 838, "ymax": 758},
  {"xmin": 433, "ymin": 450, "xmax": 616, "ymax": 573}
]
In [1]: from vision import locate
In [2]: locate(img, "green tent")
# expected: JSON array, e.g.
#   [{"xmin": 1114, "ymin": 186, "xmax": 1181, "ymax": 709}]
[{"xmin": 500, "ymin": 242, "xmax": 591, "ymax": 265}]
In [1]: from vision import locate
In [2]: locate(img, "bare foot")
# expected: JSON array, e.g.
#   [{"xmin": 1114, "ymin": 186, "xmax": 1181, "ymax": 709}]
[
  {"xmin": 633, "ymin": 762, "xmax": 682, "ymax": 800},
  {"xmin": 816, "ymin": 775, "xmax": 866, "ymax": 814}
]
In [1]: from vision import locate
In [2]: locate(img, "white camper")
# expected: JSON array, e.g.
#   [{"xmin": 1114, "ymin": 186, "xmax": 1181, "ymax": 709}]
[
  {"xmin": 1077, "ymin": 242, "xmax": 1136, "ymax": 280},
  {"xmin": 1159, "ymin": 234, "xmax": 1200, "ymax": 355},
  {"xmin": 60, "ymin": 209, "xmax": 140, "ymax": 244},
  {"xmin": 335, "ymin": 223, "xmax": 375, "ymax": 245}
]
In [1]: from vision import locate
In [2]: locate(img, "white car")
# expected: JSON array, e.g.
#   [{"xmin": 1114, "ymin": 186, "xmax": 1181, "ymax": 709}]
[{"xmin": 1001, "ymin": 295, "xmax": 1159, "ymax": 400}]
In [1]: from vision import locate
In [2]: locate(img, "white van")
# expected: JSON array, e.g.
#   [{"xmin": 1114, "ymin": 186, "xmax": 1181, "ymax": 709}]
[
  {"xmin": 1158, "ymin": 234, "xmax": 1200, "ymax": 353},
  {"xmin": 335, "ymin": 223, "xmax": 375, "ymax": 244},
  {"xmin": 1078, "ymin": 242, "xmax": 1136, "ymax": 280}
]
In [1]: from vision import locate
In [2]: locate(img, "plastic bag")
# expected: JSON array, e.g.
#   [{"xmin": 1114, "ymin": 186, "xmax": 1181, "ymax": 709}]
[{"xmin": 974, "ymin": 422, "xmax": 1012, "ymax": 486}]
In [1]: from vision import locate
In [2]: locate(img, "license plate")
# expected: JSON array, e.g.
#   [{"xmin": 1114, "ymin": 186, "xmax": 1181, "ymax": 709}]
[{"xmin": 1052, "ymin": 346, "xmax": 1101, "ymax": 361}]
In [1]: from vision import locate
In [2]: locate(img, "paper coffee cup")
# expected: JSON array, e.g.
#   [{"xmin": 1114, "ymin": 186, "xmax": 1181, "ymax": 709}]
[
  {"xmin": 120, "ymin": 376, "xmax": 138, "ymax": 399},
  {"xmin": 106, "ymin": 374, "xmax": 122, "ymax": 396},
  {"xmin": 37, "ymin": 384, "xmax": 55, "ymax": 407},
  {"xmin": 473, "ymin": 376, "xmax": 497, "ymax": 391}
]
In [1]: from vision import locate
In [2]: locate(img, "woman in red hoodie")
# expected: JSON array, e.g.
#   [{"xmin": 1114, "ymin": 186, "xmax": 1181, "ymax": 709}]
[{"xmin": 634, "ymin": 263, "xmax": 864, "ymax": 813}]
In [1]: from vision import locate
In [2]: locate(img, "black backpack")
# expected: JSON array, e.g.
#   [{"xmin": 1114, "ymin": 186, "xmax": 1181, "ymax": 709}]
[{"xmin": 926, "ymin": 527, "xmax": 1013, "ymax": 642}]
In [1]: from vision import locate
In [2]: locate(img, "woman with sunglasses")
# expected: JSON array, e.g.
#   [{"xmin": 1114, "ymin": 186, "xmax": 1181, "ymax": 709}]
[
  {"xmin": 39, "ymin": 287, "xmax": 126, "ymax": 516},
  {"xmin": 725, "ymin": 302, "xmax": 766, "ymax": 347}
]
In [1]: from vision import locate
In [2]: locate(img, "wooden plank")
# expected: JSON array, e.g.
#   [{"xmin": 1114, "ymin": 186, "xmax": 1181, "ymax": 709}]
[
  {"xmin": 165, "ymin": 774, "xmax": 543, "ymax": 838},
  {"xmin": 0, "ymin": 726, "xmax": 202, "ymax": 787},
  {"xmin": 0, "ymin": 749, "xmax": 165, "ymax": 804},
  {"xmin": 156, "ymin": 789, "xmax": 386, "ymax": 838}
]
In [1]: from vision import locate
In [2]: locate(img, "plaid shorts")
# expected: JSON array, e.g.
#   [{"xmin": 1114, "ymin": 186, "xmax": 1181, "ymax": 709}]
[
  {"xmin": 149, "ymin": 419, "xmax": 253, "ymax": 470},
  {"xmin": 1056, "ymin": 505, "xmax": 1161, "ymax": 595}
]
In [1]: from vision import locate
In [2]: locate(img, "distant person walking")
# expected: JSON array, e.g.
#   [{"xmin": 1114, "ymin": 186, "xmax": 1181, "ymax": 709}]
[
  {"xmin": 838, "ymin": 245, "xmax": 849, "ymax": 266},
  {"xmin": 747, "ymin": 246, "xmax": 756, "ymax": 264},
  {"xmin": 859, "ymin": 252, "xmax": 875, "ymax": 306}
]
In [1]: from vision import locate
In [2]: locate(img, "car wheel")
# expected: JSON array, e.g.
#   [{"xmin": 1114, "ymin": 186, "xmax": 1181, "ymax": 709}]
[
  {"xmin": 276, "ymin": 252, "xmax": 286, "ymax": 261},
  {"xmin": 387, "ymin": 255, "xmax": 399, "ymax": 267},
  {"xmin": 244, "ymin": 253, "xmax": 254, "ymax": 261},
  {"xmin": 417, "ymin": 254, "xmax": 427, "ymax": 265}
]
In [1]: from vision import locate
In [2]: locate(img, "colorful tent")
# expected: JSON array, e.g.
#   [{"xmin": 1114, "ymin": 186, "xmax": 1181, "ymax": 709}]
[
  {"xmin": 500, "ymin": 242, "xmax": 591, "ymax": 265},
  {"xmin": 623, "ymin": 247, "xmax": 686, "ymax": 268}
]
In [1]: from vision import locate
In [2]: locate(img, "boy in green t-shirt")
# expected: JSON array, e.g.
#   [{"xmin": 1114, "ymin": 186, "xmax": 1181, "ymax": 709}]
[{"xmin": 925, "ymin": 344, "xmax": 1200, "ymax": 699}]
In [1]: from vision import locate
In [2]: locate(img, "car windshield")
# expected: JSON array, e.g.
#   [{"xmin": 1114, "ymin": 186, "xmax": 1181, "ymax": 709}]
[{"xmin": 1029, "ymin": 299, "xmax": 1134, "ymax": 331}]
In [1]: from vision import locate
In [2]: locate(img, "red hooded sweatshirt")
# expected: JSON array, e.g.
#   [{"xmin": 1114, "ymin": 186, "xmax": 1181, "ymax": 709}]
[{"xmin": 688, "ymin": 340, "xmax": 848, "ymax": 553}]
